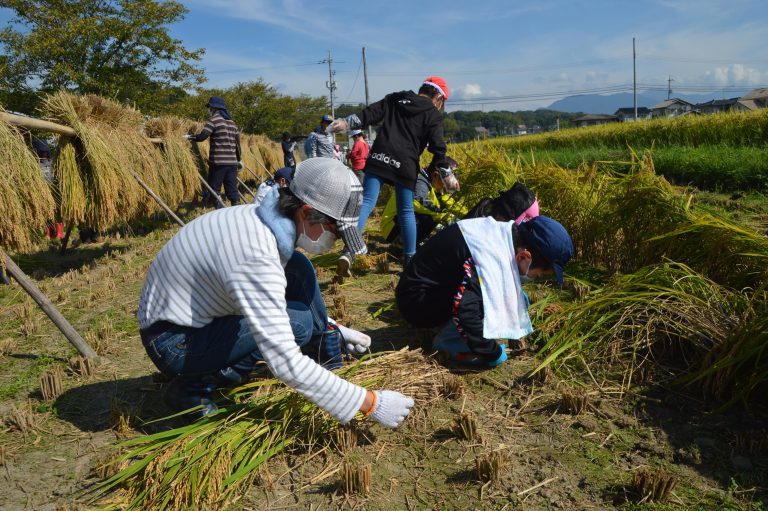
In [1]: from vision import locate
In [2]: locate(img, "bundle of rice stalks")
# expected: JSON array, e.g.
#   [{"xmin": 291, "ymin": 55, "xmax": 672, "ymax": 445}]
[
  {"xmin": 255, "ymin": 135, "xmax": 282, "ymax": 173},
  {"xmin": 144, "ymin": 116, "xmax": 201, "ymax": 204},
  {"xmin": 535, "ymin": 263, "xmax": 745, "ymax": 392},
  {"xmin": 0, "ymin": 116, "xmax": 56, "ymax": 251},
  {"xmin": 54, "ymin": 137, "xmax": 86, "ymax": 226},
  {"xmin": 684, "ymin": 290, "xmax": 768, "ymax": 403},
  {"xmin": 448, "ymin": 141, "xmax": 522, "ymax": 210},
  {"xmin": 43, "ymin": 92, "xmax": 147, "ymax": 230},
  {"xmin": 240, "ymin": 135, "xmax": 269, "ymax": 182},
  {"xmin": 95, "ymin": 349, "xmax": 446, "ymax": 511}
]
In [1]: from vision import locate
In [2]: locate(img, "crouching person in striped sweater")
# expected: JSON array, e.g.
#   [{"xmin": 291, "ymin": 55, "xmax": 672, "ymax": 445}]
[{"xmin": 137, "ymin": 158, "xmax": 412, "ymax": 427}]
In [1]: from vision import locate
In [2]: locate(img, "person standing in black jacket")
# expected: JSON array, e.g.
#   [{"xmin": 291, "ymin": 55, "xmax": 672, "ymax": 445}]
[
  {"xmin": 395, "ymin": 216, "xmax": 573, "ymax": 368},
  {"xmin": 327, "ymin": 76, "xmax": 460, "ymax": 276}
]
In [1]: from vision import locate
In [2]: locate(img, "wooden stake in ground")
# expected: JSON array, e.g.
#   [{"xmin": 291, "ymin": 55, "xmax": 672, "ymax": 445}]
[
  {"xmin": 2, "ymin": 251, "xmax": 97, "ymax": 358},
  {"xmin": 236, "ymin": 176, "xmax": 256, "ymax": 200},
  {"xmin": 196, "ymin": 173, "xmax": 227, "ymax": 209}
]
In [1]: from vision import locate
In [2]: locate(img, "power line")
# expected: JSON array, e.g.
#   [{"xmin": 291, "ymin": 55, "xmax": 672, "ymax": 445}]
[{"xmin": 341, "ymin": 53, "xmax": 363, "ymax": 103}]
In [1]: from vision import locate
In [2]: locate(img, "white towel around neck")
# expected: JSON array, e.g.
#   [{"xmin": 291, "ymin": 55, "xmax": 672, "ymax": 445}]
[{"xmin": 458, "ymin": 217, "xmax": 533, "ymax": 340}]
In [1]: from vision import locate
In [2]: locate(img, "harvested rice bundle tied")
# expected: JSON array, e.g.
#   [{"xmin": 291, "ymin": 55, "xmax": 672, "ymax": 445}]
[
  {"xmin": 42, "ymin": 92, "xmax": 146, "ymax": 230},
  {"xmin": 0, "ymin": 116, "xmax": 56, "ymax": 251},
  {"xmin": 54, "ymin": 136, "xmax": 87, "ymax": 226},
  {"xmin": 145, "ymin": 116, "xmax": 201, "ymax": 204},
  {"xmin": 95, "ymin": 349, "xmax": 446, "ymax": 511}
]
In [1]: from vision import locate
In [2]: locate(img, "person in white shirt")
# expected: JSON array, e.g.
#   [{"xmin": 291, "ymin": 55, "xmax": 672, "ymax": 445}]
[{"xmin": 138, "ymin": 158, "xmax": 410, "ymax": 427}]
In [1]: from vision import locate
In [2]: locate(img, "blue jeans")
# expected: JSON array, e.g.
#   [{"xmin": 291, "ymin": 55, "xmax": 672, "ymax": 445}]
[
  {"xmin": 141, "ymin": 251, "xmax": 342, "ymax": 385},
  {"xmin": 358, "ymin": 173, "xmax": 416, "ymax": 257}
]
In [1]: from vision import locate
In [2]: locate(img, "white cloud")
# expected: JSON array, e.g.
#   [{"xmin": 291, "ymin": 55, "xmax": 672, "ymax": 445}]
[
  {"xmin": 707, "ymin": 64, "xmax": 766, "ymax": 85},
  {"xmin": 457, "ymin": 83, "xmax": 483, "ymax": 98}
]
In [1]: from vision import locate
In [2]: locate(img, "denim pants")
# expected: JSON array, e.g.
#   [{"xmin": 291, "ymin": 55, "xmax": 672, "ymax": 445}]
[
  {"xmin": 358, "ymin": 173, "xmax": 416, "ymax": 257},
  {"xmin": 204, "ymin": 164, "xmax": 239, "ymax": 207},
  {"xmin": 141, "ymin": 251, "xmax": 342, "ymax": 385}
]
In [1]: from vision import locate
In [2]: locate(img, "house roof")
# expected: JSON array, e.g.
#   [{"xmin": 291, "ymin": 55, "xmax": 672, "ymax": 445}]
[
  {"xmin": 741, "ymin": 87, "xmax": 768, "ymax": 100},
  {"xmin": 573, "ymin": 114, "xmax": 618, "ymax": 122},
  {"xmin": 696, "ymin": 98, "xmax": 740, "ymax": 108},
  {"xmin": 738, "ymin": 99, "xmax": 760, "ymax": 111},
  {"xmin": 614, "ymin": 107, "xmax": 651, "ymax": 115},
  {"xmin": 651, "ymin": 98, "xmax": 693, "ymax": 110},
  {"xmin": 474, "ymin": 126, "xmax": 489, "ymax": 134}
]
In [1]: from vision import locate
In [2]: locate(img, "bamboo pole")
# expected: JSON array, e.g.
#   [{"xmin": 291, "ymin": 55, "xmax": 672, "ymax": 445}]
[
  {"xmin": 0, "ymin": 111, "xmax": 162, "ymax": 143},
  {"xmin": 196, "ymin": 173, "xmax": 227, "ymax": 209},
  {"xmin": 236, "ymin": 176, "xmax": 256, "ymax": 200},
  {"xmin": 2, "ymin": 251, "xmax": 97, "ymax": 358},
  {"xmin": 130, "ymin": 171, "xmax": 185, "ymax": 227}
]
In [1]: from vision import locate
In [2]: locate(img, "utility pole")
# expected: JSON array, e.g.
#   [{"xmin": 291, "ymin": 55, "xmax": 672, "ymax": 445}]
[
  {"xmin": 362, "ymin": 47, "xmax": 373, "ymax": 142},
  {"xmin": 633, "ymin": 37, "xmax": 637, "ymax": 121},
  {"xmin": 321, "ymin": 51, "xmax": 338, "ymax": 117},
  {"xmin": 667, "ymin": 76, "xmax": 674, "ymax": 100}
]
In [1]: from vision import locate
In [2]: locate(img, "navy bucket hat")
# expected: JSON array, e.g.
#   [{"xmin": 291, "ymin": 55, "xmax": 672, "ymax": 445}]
[{"xmin": 518, "ymin": 216, "xmax": 574, "ymax": 286}]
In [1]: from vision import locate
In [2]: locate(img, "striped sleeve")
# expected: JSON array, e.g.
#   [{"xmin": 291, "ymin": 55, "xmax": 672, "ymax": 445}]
[{"xmin": 224, "ymin": 257, "xmax": 367, "ymax": 423}]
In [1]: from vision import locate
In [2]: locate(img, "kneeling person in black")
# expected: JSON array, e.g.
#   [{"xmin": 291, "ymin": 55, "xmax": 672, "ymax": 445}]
[{"xmin": 395, "ymin": 216, "xmax": 573, "ymax": 367}]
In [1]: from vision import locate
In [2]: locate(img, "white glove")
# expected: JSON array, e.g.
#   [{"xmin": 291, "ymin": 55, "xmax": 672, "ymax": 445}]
[
  {"xmin": 338, "ymin": 324, "xmax": 371, "ymax": 354},
  {"xmin": 237, "ymin": 160, "xmax": 244, "ymax": 170},
  {"xmin": 370, "ymin": 390, "xmax": 414, "ymax": 428},
  {"xmin": 184, "ymin": 134, "xmax": 194, "ymax": 140},
  {"xmin": 326, "ymin": 118, "xmax": 348, "ymax": 134},
  {"xmin": 441, "ymin": 172, "xmax": 460, "ymax": 192},
  {"xmin": 328, "ymin": 318, "xmax": 371, "ymax": 354}
]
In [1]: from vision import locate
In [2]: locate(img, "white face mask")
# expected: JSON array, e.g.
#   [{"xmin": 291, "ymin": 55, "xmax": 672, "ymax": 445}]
[
  {"xmin": 519, "ymin": 260, "xmax": 534, "ymax": 284},
  {"xmin": 296, "ymin": 224, "xmax": 336, "ymax": 254}
]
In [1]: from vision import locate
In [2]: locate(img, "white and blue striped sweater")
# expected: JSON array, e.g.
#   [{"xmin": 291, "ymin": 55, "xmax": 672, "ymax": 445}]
[{"xmin": 138, "ymin": 205, "xmax": 366, "ymax": 423}]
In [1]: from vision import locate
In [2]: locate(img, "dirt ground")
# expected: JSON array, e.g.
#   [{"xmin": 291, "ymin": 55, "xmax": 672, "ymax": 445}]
[{"xmin": 0, "ymin": 206, "xmax": 766, "ymax": 511}]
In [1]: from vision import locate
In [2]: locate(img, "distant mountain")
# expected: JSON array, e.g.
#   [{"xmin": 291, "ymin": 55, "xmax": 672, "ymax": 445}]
[{"xmin": 547, "ymin": 90, "xmax": 749, "ymax": 114}]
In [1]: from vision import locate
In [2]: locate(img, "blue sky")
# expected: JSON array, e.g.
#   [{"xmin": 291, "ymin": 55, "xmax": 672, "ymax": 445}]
[{"xmin": 5, "ymin": 0, "xmax": 768, "ymax": 111}]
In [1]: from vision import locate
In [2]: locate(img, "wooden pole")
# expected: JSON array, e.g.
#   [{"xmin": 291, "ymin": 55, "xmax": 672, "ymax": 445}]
[
  {"xmin": 59, "ymin": 223, "xmax": 74, "ymax": 256},
  {"xmin": 0, "ymin": 111, "xmax": 162, "ymax": 143},
  {"xmin": 236, "ymin": 176, "xmax": 256, "ymax": 200},
  {"xmin": 242, "ymin": 164, "xmax": 264, "ymax": 184},
  {"xmin": 196, "ymin": 173, "xmax": 227, "ymax": 209},
  {"xmin": 2, "ymin": 251, "xmax": 97, "ymax": 358},
  {"xmin": 130, "ymin": 171, "xmax": 185, "ymax": 227}
]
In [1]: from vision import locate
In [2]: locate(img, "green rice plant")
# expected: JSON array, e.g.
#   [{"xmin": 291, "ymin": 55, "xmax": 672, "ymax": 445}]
[
  {"xmin": 535, "ymin": 263, "xmax": 745, "ymax": 392},
  {"xmin": 493, "ymin": 109, "xmax": 768, "ymax": 152},
  {"xmin": 0, "ymin": 116, "xmax": 56, "ymax": 251},
  {"xmin": 94, "ymin": 349, "xmax": 446, "ymax": 511}
]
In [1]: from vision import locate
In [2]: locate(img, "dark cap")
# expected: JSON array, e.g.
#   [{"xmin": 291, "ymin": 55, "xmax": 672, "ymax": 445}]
[
  {"xmin": 518, "ymin": 216, "xmax": 573, "ymax": 286},
  {"xmin": 321, "ymin": 114, "xmax": 333, "ymax": 123},
  {"xmin": 206, "ymin": 96, "xmax": 227, "ymax": 110},
  {"xmin": 273, "ymin": 166, "xmax": 294, "ymax": 183}
]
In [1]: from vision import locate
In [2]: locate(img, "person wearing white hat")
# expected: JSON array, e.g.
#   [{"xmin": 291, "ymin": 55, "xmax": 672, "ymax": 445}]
[
  {"xmin": 137, "ymin": 158, "xmax": 411, "ymax": 427},
  {"xmin": 346, "ymin": 129, "xmax": 369, "ymax": 184}
]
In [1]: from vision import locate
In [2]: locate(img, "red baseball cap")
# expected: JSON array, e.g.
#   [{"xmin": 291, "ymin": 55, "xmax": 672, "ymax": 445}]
[{"xmin": 423, "ymin": 76, "xmax": 450, "ymax": 100}]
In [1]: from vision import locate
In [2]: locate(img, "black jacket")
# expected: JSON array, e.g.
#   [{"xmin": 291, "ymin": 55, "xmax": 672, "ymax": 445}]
[
  {"xmin": 357, "ymin": 91, "xmax": 447, "ymax": 189},
  {"xmin": 395, "ymin": 224, "xmax": 502, "ymax": 362}
]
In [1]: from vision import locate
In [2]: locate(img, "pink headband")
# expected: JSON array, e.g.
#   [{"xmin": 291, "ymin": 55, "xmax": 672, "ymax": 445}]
[{"xmin": 514, "ymin": 198, "xmax": 540, "ymax": 225}]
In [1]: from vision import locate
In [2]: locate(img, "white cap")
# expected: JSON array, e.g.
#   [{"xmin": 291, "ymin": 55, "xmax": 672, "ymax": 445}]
[
  {"xmin": 350, "ymin": 129, "xmax": 363, "ymax": 137},
  {"xmin": 289, "ymin": 158, "xmax": 367, "ymax": 255}
]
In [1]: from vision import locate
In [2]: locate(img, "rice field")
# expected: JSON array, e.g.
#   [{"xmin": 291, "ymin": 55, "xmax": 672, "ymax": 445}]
[
  {"xmin": 491, "ymin": 109, "xmax": 768, "ymax": 192},
  {"xmin": 0, "ymin": 96, "xmax": 766, "ymax": 510}
]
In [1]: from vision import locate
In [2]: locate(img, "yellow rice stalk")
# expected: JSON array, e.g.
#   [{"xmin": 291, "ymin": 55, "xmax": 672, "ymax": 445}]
[
  {"xmin": 144, "ymin": 116, "xmax": 201, "ymax": 204},
  {"xmin": 95, "ymin": 349, "xmax": 446, "ymax": 511},
  {"xmin": 0, "ymin": 116, "xmax": 56, "ymax": 251},
  {"xmin": 53, "ymin": 137, "xmax": 86, "ymax": 226},
  {"xmin": 42, "ymin": 92, "xmax": 145, "ymax": 230}
]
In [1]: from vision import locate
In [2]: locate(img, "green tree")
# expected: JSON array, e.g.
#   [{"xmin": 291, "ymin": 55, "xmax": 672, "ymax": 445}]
[
  {"xmin": 174, "ymin": 81, "xmax": 329, "ymax": 139},
  {"xmin": 0, "ymin": 0, "xmax": 205, "ymax": 113}
]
